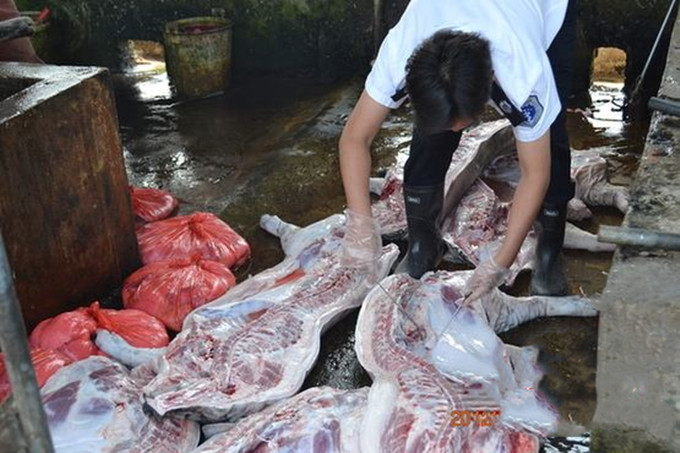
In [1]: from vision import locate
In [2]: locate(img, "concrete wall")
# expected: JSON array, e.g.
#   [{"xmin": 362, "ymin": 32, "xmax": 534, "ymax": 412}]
[
  {"xmin": 39, "ymin": 0, "xmax": 374, "ymax": 78},
  {"xmin": 577, "ymin": 0, "xmax": 677, "ymax": 116},
  {"xmin": 590, "ymin": 9, "xmax": 680, "ymax": 453},
  {"xmin": 22, "ymin": 0, "xmax": 678, "ymax": 113},
  {"xmin": 25, "ymin": 0, "xmax": 677, "ymax": 103}
]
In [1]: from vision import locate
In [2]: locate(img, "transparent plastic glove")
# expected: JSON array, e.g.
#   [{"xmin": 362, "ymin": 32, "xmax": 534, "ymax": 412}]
[
  {"xmin": 463, "ymin": 256, "xmax": 510, "ymax": 304},
  {"xmin": 341, "ymin": 209, "xmax": 382, "ymax": 286}
]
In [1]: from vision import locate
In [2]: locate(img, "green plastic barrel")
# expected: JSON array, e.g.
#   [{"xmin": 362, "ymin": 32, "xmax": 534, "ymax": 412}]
[{"xmin": 163, "ymin": 17, "xmax": 232, "ymax": 97}]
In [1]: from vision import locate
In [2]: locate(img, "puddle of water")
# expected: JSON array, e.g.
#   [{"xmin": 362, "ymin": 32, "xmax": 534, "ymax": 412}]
[
  {"xmin": 116, "ymin": 62, "xmax": 648, "ymax": 450},
  {"xmin": 586, "ymin": 82, "xmax": 627, "ymax": 133}
]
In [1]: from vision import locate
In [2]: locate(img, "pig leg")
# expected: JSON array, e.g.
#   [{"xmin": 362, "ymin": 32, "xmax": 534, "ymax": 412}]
[
  {"xmin": 563, "ymin": 222, "xmax": 616, "ymax": 252},
  {"xmin": 481, "ymin": 290, "xmax": 598, "ymax": 334}
]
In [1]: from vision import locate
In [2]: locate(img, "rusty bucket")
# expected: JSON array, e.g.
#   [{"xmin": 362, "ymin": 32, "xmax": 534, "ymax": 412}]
[{"xmin": 163, "ymin": 16, "xmax": 232, "ymax": 97}]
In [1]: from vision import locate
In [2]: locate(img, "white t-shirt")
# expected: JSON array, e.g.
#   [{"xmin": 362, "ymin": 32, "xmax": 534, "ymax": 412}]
[{"xmin": 365, "ymin": 0, "xmax": 568, "ymax": 142}]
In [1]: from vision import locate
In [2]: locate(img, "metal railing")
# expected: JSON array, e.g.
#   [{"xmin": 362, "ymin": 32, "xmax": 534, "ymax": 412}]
[{"xmin": 0, "ymin": 233, "xmax": 54, "ymax": 453}]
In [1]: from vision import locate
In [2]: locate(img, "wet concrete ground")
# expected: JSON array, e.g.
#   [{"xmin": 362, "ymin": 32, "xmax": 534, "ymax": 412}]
[{"xmin": 115, "ymin": 57, "xmax": 649, "ymax": 450}]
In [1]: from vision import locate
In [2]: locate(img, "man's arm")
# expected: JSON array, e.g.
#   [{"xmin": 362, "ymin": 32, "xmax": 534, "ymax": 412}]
[
  {"xmin": 494, "ymin": 130, "xmax": 551, "ymax": 268},
  {"xmin": 339, "ymin": 89, "xmax": 391, "ymax": 215}
]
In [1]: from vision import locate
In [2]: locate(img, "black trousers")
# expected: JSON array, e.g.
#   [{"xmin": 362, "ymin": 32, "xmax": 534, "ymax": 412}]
[{"xmin": 403, "ymin": 0, "xmax": 577, "ymax": 206}]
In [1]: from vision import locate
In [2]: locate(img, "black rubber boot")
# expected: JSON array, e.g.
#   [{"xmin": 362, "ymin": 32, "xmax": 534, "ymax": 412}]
[
  {"xmin": 395, "ymin": 184, "xmax": 445, "ymax": 278},
  {"xmin": 530, "ymin": 202, "xmax": 569, "ymax": 296}
]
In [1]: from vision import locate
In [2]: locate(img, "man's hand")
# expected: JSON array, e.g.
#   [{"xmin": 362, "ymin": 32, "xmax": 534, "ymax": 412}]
[
  {"xmin": 463, "ymin": 256, "xmax": 510, "ymax": 303},
  {"xmin": 341, "ymin": 209, "xmax": 382, "ymax": 285}
]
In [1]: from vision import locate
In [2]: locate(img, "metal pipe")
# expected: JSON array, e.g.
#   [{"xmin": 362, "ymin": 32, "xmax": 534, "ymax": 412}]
[
  {"xmin": 0, "ymin": 233, "xmax": 54, "ymax": 453},
  {"xmin": 630, "ymin": 0, "xmax": 678, "ymax": 101},
  {"xmin": 598, "ymin": 225, "xmax": 680, "ymax": 250},
  {"xmin": 648, "ymin": 96, "xmax": 680, "ymax": 117}
]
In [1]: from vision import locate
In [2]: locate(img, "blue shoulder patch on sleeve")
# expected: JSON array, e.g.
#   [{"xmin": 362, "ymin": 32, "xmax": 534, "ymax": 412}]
[{"xmin": 520, "ymin": 95, "xmax": 544, "ymax": 128}]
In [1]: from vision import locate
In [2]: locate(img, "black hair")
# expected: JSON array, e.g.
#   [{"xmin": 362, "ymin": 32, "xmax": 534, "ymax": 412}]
[{"xmin": 405, "ymin": 30, "xmax": 493, "ymax": 134}]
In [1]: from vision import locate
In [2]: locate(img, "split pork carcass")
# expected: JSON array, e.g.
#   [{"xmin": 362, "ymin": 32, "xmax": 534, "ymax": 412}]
[
  {"xmin": 372, "ymin": 123, "xmax": 628, "ymax": 239},
  {"xmin": 440, "ymin": 178, "xmax": 616, "ymax": 285},
  {"xmin": 371, "ymin": 119, "xmax": 513, "ymax": 241},
  {"xmin": 140, "ymin": 214, "xmax": 399, "ymax": 422},
  {"xmin": 193, "ymin": 386, "xmax": 367, "ymax": 452},
  {"xmin": 481, "ymin": 146, "xmax": 629, "ymax": 220},
  {"xmin": 355, "ymin": 271, "xmax": 597, "ymax": 452},
  {"xmin": 40, "ymin": 356, "xmax": 199, "ymax": 453}
]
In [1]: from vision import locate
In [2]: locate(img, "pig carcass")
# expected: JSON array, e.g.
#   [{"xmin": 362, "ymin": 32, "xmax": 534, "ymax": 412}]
[
  {"xmin": 41, "ymin": 356, "xmax": 199, "ymax": 453},
  {"xmin": 141, "ymin": 214, "xmax": 399, "ymax": 422},
  {"xmin": 193, "ymin": 386, "xmax": 367, "ymax": 453},
  {"xmin": 355, "ymin": 271, "xmax": 597, "ymax": 452}
]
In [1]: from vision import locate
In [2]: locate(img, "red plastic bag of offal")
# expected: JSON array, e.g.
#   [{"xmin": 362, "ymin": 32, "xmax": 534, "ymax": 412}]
[
  {"xmin": 88, "ymin": 303, "xmax": 170, "ymax": 348},
  {"xmin": 122, "ymin": 256, "xmax": 236, "ymax": 332},
  {"xmin": 136, "ymin": 212, "xmax": 251, "ymax": 268},
  {"xmin": 28, "ymin": 306, "xmax": 100, "ymax": 361},
  {"xmin": 28, "ymin": 302, "xmax": 170, "ymax": 361},
  {"xmin": 0, "ymin": 347, "xmax": 72, "ymax": 404},
  {"xmin": 131, "ymin": 186, "xmax": 179, "ymax": 223}
]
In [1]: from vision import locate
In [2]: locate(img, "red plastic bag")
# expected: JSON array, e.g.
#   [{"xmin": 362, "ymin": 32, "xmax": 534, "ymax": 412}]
[
  {"xmin": 29, "ymin": 307, "xmax": 100, "ymax": 361},
  {"xmin": 0, "ymin": 347, "xmax": 72, "ymax": 405},
  {"xmin": 131, "ymin": 186, "xmax": 179, "ymax": 223},
  {"xmin": 29, "ymin": 302, "xmax": 170, "ymax": 361},
  {"xmin": 123, "ymin": 256, "xmax": 236, "ymax": 332},
  {"xmin": 30, "ymin": 348, "xmax": 72, "ymax": 386},
  {"xmin": 136, "ymin": 212, "xmax": 251, "ymax": 268},
  {"xmin": 89, "ymin": 302, "xmax": 170, "ymax": 348}
]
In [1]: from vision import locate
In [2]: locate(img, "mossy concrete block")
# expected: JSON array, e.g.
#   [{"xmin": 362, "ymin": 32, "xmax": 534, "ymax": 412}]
[
  {"xmin": 591, "ymin": 11, "xmax": 680, "ymax": 453},
  {"xmin": 591, "ymin": 427, "xmax": 675, "ymax": 453},
  {"xmin": 40, "ymin": 0, "xmax": 676, "ymax": 86}
]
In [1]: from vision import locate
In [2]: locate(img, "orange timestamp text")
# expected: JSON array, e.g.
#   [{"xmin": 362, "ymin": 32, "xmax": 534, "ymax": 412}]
[{"xmin": 450, "ymin": 410, "xmax": 501, "ymax": 427}]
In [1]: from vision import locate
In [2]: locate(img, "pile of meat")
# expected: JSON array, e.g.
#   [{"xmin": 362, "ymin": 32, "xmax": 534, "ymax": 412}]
[
  {"xmin": 2, "ymin": 186, "xmax": 254, "ymax": 450},
  {"xmin": 7, "ymin": 120, "xmax": 623, "ymax": 452}
]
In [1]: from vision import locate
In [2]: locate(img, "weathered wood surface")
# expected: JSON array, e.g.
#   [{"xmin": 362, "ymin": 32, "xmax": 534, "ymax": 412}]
[{"xmin": 0, "ymin": 64, "xmax": 140, "ymax": 330}]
